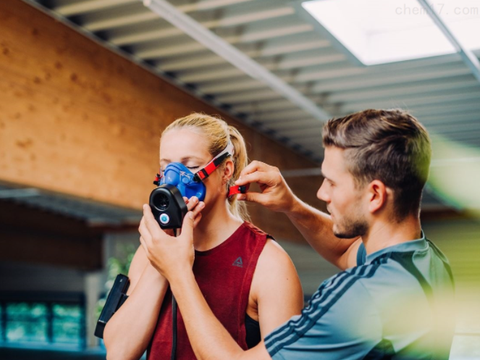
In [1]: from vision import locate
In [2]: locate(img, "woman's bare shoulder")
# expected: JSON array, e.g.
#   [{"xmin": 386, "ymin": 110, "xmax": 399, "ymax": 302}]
[
  {"xmin": 252, "ymin": 238, "xmax": 302, "ymax": 292},
  {"xmin": 259, "ymin": 238, "xmax": 296, "ymax": 269}
]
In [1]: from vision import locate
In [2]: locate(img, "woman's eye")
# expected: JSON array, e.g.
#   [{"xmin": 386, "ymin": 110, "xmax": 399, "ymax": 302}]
[{"xmin": 187, "ymin": 166, "xmax": 200, "ymax": 170}]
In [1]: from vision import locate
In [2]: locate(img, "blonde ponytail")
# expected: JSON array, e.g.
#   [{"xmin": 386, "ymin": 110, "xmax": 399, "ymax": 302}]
[{"xmin": 227, "ymin": 125, "xmax": 250, "ymax": 222}]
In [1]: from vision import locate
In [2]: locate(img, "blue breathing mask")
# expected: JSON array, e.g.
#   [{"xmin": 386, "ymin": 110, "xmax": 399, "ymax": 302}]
[
  {"xmin": 159, "ymin": 162, "xmax": 206, "ymax": 201},
  {"xmin": 153, "ymin": 141, "xmax": 247, "ymax": 202}
]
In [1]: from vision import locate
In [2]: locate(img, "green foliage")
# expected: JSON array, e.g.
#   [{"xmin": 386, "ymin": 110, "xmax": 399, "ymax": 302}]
[{"xmin": 95, "ymin": 243, "xmax": 136, "ymax": 319}]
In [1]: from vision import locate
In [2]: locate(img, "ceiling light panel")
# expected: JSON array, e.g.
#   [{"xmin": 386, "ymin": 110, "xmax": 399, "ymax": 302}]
[{"xmin": 301, "ymin": 0, "xmax": 480, "ymax": 65}]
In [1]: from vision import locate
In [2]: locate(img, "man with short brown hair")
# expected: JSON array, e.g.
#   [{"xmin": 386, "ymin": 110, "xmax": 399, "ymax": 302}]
[
  {"xmin": 322, "ymin": 108, "xmax": 431, "ymax": 223},
  {"xmin": 140, "ymin": 109, "xmax": 455, "ymax": 360}
]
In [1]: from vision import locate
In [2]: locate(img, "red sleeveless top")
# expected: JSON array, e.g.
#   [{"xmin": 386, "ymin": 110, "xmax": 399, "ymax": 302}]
[{"xmin": 147, "ymin": 222, "xmax": 268, "ymax": 360}]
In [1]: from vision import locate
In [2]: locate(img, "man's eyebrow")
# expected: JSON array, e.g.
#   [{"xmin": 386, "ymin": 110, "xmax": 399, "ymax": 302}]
[
  {"xmin": 321, "ymin": 169, "xmax": 333, "ymax": 182},
  {"xmin": 320, "ymin": 168, "xmax": 327, "ymax": 179}
]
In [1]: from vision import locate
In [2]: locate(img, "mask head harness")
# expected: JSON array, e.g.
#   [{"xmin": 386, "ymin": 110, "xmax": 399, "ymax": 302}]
[{"xmin": 153, "ymin": 141, "xmax": 248, "ymax": 201}]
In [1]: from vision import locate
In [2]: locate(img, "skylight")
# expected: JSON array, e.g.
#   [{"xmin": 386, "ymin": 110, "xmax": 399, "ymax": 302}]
[{"xmin": 301, "ymin": 0, "xmax": 480, "ymax": 65}]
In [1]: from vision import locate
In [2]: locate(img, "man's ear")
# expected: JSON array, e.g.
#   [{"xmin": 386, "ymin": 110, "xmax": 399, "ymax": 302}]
[{"xmin": 367, "ymin": 180, "xmax": 389, "ymax": 214}]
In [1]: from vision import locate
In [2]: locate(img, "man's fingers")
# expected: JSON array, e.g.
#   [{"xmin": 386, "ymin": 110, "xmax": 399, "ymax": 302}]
[
  {"xmin": 236, "ymin": 161, "xmax": 270, "ymax": 184},
  {"xmin": 239, "ymin": 160, "xmax": 269, "ymax": 177},
  {"xmin": 237, "ymin": 191, "xmax": 267, "ymax": 205},
  {"xmin": 235, "ymin": 170, "xmax": 277, "ymax": 187}
]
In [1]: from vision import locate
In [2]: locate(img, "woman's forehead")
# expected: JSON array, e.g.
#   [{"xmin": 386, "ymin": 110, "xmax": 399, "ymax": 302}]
[{"xmin": 160, "ymin": 128, "xmax": 211, "ymax": 158}]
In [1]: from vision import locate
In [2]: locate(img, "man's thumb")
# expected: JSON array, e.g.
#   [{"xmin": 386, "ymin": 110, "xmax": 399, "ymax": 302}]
[{"xmin": 240, "ymin": 192, "xmax": 263, "ymax": 205}]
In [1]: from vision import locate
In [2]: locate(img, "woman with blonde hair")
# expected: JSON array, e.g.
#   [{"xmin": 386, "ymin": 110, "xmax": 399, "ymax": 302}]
[{"xmin": 103, "ymin": 113, "xmax": 303, "ymax": 360}]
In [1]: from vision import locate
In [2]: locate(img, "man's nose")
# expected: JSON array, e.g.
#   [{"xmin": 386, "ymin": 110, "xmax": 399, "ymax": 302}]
[{"xmin": 317, "ymin": 179, "xmax": 329, "ymax": 202}]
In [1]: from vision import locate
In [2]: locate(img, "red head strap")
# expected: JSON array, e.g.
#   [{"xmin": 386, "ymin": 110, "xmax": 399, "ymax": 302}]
[{"xmin": 194, "ymin": 141, "xmax": 235, "ymax": 182}]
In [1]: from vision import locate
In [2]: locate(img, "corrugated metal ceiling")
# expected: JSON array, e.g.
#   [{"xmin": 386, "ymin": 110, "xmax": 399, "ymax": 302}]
[
  {"xmin": 25, "ymin": 0, "xmax": 480, "ymax": 160},
  {"xmin": 22, "ymin": 0, "xmax": 480, "ymax": 211}
]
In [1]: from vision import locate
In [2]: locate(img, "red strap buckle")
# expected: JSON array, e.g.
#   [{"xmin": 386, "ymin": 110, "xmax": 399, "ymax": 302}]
[{"xmin": 228, "ymin": 184, "xmax": 249, "ymax": 198}]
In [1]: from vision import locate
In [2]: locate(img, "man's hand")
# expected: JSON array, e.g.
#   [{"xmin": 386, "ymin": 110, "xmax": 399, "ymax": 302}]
[
  {"xmin": 138, "ymin": 197, "xmax": 204, "ymax": 281},
  {"xmin": 235, "ymin": 161, "xmax": 359, "ymax": 270},
  {"xmin": 235, "ymin": 161, "xmax": 298, "ymax": 214}
]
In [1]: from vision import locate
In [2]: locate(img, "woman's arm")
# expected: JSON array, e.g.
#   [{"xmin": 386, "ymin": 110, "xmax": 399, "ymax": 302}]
[
  {"xmin": 103, "ymin": 245, "xmax": 168, "ymax": 360},
  {"xmin": 103, "ymin": 197, "xmax": 204, "ymax": 360},
  {"xmin": 250, "ymin": 239, "xmax": 303, "ymax": 336}
]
